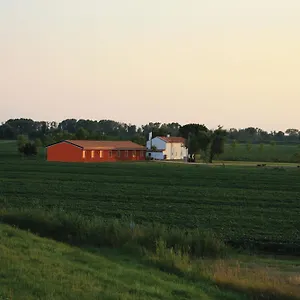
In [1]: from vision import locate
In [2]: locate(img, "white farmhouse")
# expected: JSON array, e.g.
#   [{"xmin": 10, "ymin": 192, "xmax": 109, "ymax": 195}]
[{"xmin": 146, "ymin": 135, "xmax": 188, "ymax": 160}]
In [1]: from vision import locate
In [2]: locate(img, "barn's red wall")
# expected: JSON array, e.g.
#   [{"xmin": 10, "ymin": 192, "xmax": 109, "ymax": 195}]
[
  {"xmin": 47, "ymin": 142, "xmax": 146, "ymax": 163},
  {"xmin": 84, "ymin": 149, "xmax": 146, "ymax": 162},
  {"xmin": 47, "ymin": 142, "xmax": 83, "ymax": 162}
]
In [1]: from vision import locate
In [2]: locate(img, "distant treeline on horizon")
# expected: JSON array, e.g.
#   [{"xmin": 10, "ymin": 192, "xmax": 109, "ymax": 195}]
[{"xmin": 0, "ymin": 118, "xmax": 299, "ymax": 146}]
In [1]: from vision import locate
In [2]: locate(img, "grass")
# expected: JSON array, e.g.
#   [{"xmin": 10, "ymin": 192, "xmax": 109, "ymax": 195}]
[
  {"xmin": 0, "ymin": 153, "xmax": 299, "ymax": 254},
  {"xmin": 0, "ymin": 223, "xmax": 245, "ymax": 300},
  {"xmin": 215, "ymin": 143, "xmax": 300, "ymax": 163},
  {"xmin": 0, "ymin": 209, "xmax": 228, "ymax": 259},
  {"xmin": 1, "ymin": 214, "xmax": 299, "ymax": 299},
  {"xmin": 1, "ymin": 140, "xmax": 300, "ymax": 299}
]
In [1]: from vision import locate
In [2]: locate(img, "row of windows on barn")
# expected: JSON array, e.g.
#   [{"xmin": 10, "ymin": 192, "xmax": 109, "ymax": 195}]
[{"xmin": 82, "ymin": 150, "xmax": 144, "ymax": 159}]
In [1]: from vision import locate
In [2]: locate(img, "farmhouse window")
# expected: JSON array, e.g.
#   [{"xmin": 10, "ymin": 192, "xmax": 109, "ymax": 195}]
[
  {"xmin": 91, "ymin": 150, "xmax": 95, "ymax": 158},
  {"xmin": 140, "ymin": 151, "xmax": 144, "ymax": 157},
  {"xmin": 132, "ymin": 150, "xmax": 136, "ymax": 157},
  {"xmin": 82, "ymin": 151, "xmax": 86, "ymax": 159},
  {"xmin": 117, "ymin": 150, "xmax": 121, "ymax": 157},
  {"xmin": 125, "ymin": 150, "xmax": 128, "ymax": 157},
  {"xmin": 99, "ymin": 150, "xmax": 103, "ymax": 158}
]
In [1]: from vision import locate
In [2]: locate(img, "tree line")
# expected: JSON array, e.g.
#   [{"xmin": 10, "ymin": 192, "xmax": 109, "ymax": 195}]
[
  {"xmin": 0, "ymin": 118, "xmax": 299, "ymax": 160},
  {"xmin": 1, "ymin": 118, "xmax": 299, "ymax": 143}
]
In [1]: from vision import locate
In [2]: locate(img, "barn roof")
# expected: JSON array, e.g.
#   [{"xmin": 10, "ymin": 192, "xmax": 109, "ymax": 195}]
[
  {"xmin": 157, "ymin": 136, "xmax": 186, "ymax": 144},
  {"xmin": 47, "ymin": 140, "xmax": 146, "ymax": 150}
]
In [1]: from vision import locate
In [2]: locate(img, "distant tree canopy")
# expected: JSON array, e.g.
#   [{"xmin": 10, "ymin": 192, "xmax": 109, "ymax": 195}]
[{"xmin": 0, "ymin": 118, "xmax": 299, "ymax": 153}]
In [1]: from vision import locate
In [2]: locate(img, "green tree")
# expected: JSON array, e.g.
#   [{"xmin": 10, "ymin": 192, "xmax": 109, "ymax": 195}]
[
  {"xmin": 17, "ymin": 135, "xmax": 29, "ymax": 154},
  {"xmin": 18, "ymin": 142, "xmax": 38, "ymax": 157},
  {"xmin": 0, "ymin": 124, "xmax": 15, "ymax": 139},
  {"xmin": 179, "ymin": 124, "xmax": 209, "ymax": 161},
  {"xmin": 35, "ymin": 138, "xmax": 43, "ymax": 147},
  {"xmin": 179, "ymin": 124, "xmax": 226, "ymax": 163},
  {"xmin": 75, "ymin": 127, "xmax": 89, "ymax": 140},
  {"xmin": 131, "ymin": 134, "xmax": 146, "ymax": 146},
  {"xmin": 208, "ymin": 126, "xmax": 227, "ymax": 163}
]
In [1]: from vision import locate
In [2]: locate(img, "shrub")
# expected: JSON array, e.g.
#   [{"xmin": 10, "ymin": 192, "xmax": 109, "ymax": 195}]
[
  {"xmin": 0, "ymin": 209, "xmax": 228, "ymax": 259},
  {"xmin": 18, "ymin": 142, "xmax": 38, "ymax": 156}
]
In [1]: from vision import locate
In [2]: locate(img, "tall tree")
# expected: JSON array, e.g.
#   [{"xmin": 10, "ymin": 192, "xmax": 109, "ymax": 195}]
[
  {"xmin": 208, "ymin": 126, "xmax": 227, "ymax": 163},
  {"xmin": 179, "ymin": 124, "xmax": 209, "ymax": 160}
]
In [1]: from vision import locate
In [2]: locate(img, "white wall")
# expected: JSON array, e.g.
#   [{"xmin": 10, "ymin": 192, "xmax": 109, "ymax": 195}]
[
  {"xmin": 146, "ymin": 137, "xmax": 188, "ymax": 160},
  {"xmin": 165, "ymin": 143, "xmax": 188, "ymax": 160},
  {"xmin": 146, "ymin": 137, "xmax": 166, "ymax": 150},
  {"xmin": 146, "ymin": 151, "xmax": 164, "ymax": 160}
]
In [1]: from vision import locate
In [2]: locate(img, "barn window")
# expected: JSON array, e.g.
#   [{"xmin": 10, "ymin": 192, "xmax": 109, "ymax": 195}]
[
  {"xmin": 91, "ymin": 150, "xmax": 95, "ymax": 158},
  {"xmin": 117, "ymin": 150, "xmax": 121, "ymax": 157},
  {"xmin": 132, "ymin": 150, "xmax": 136, "ymax": 158},
  {"xmin": 140, "ymin": 151, "xmax": 144, "ymax": 157},
  {"xmin": 99, "ymin": 150, "xmax": 103, "ymax": 158},
  {"xmin": 82, "ymin": 151, "xmax": 86, "ymax": 159},
  {"xmin": 125, "ymin": 150, "xmax": 128, "ymax": 157},
  {"xmin": 109, "ymin": 151, "xmax": 112, "ymax": 158}
]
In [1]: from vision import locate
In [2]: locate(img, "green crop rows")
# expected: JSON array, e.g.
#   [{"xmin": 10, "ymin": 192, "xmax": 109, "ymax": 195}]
[{"xmin": 0, "ymin": 154, "xmax": 300, "ymax": 254}]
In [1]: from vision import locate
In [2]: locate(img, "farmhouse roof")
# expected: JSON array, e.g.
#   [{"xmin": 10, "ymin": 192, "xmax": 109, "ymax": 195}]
[
  {"xmin": 47, "ymin": 140, "xmax": 146, "ymax": 150},
  {"xmin": 157, "ymin": 136, "xmax": 186, "ymax": 144}
]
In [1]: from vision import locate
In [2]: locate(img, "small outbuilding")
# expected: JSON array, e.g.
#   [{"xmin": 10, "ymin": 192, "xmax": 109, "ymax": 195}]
[{"xmin": 46, "ymin": 140, "xmax": 146, "ymax": 163}]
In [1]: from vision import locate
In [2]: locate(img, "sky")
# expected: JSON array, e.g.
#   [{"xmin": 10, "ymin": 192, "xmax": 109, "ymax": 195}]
[{"xmin": 1, "ymin": 0, "xmax": 300, "ymax": 131}]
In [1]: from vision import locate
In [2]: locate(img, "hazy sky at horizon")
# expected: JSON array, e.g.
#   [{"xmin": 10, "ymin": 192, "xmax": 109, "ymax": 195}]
[{"xmin": 1, "ymin": 0, "xmax": 300, "ymax": 131}]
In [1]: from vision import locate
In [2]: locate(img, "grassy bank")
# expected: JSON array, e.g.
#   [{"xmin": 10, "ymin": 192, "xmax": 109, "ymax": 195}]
[
  {"xmin": 1, "ymin": 211, "xmax": 299, "ymax": 300},
  {"xmin": 1, "ymin": 223, "xmax": 244, "ymax": 300}
]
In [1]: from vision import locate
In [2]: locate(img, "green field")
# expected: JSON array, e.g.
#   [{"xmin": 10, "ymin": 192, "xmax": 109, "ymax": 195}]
[
  {"xmin": 1, "ymin": 141, "xmax": 299, "ymax": 254},
  {"xmin": 1, "ymin": 140, "xmax": 300, "ymax": 298},
  {"xmin": 216, "ymin": 143, "xmax": 300, "ymax": 163}
]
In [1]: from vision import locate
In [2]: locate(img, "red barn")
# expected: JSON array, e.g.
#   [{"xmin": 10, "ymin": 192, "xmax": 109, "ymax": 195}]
[{"xmin": 46, "ymin": 140, "xmax": 146, "ymax": 163}]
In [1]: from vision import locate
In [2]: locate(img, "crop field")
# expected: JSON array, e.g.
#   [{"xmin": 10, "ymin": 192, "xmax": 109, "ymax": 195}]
[
  {"xmin": 216, "ymin": 143, "xmax": 300, "ymax": 163},
  {"xmin": 0, "ymin": 141, "xmax": 299, "ymax": 254}
]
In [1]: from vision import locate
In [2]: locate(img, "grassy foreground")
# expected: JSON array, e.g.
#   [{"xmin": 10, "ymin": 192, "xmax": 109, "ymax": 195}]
[
  {"xmin": 1, "ymin": 210, "xmax": 299, "ymax": 300},
  {"xmin": 0, "ymin": 223, "xmax": 246, "ymax": 300}
]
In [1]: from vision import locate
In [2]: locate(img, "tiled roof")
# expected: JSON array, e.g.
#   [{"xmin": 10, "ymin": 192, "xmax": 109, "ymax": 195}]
[
  {"xmin": 64, "ymin": 140, "xmax": 146, "ymax": 150},
  {"xmin": 157, "ymin": 136, "xmax": 186, "ymax": 144}
]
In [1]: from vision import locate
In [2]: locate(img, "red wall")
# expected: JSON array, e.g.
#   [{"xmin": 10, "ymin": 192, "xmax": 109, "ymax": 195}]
[
  {"xmin": 84, "ymin": 149, "xmax": 146, "ymax": 162},
  {"xmin": 47, "ymin": 142, "xmax": 146, "ymax": 163},
  {"xmin": 47, "ymin": 142, "xmax": 83, "ymax": 162}
]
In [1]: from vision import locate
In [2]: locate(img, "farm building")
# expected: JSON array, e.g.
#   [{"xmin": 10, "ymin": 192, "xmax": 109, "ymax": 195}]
[
  {"xmin": 146, "ymin": 135, "xmax": 188, "ymax": 160},
  {"xmin": 46, "ymin": 140, "xmax": 146, "ymax": 163}
]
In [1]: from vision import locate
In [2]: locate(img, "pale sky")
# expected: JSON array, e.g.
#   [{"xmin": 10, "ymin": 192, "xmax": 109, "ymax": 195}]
[{"xmin": 1, "ymin": 0, "xmax": 300, "ymax": 131}]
